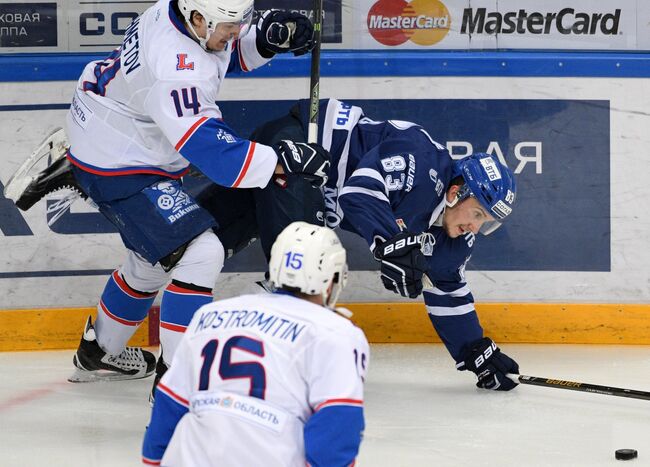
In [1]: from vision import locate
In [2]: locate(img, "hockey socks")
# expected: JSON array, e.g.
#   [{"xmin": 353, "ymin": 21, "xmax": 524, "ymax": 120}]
[
  {"xmin": 95, "ymin": 270, "xmax": 157, "ymax": 355},
  {"xmin": 160, "ymin": 280, "xmax": 213, "ymax": 365}
]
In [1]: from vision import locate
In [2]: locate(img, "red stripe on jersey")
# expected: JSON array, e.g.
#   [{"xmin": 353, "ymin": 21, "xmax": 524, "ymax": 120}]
[
  {"xmin": 165, "ymin": 283, "xmax": 213, "ymax": 296},
  {"xmin": 175, "ymin": 116, "xmax": 208, "ymax": 151},
  {"xmin": 314, "ymin": 398, "xmax": 363, "ymax": 412},
  {"xmin": 99, "ymin": 300, "xmax": 144, "ymax": 326},
  {"xmin": 142, "ymin": 457, "xmax": 161, "ymax": 466},
  {"xmin": 160, "ymin": 321, "xmax": 187, "ymax": 333},
  {"xmin": 67, "ymin": 155, "xmax": 189, "ymax": 178},
  {"xmin": 158, "ymin": 381, "xmax": 189, "ymax": 406},
  {"xmin": 231, "ymin": 142, "xmax": 256, "ymax": 187},
  {"xmin": 112, "ymin": 270, "xmax": 157, "ymax": 299}
]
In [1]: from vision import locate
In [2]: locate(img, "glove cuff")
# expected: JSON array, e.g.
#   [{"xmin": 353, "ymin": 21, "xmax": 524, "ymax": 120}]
[{"xmin": 255, "ymin": 33, "xmax": 276, "ymax": 59}]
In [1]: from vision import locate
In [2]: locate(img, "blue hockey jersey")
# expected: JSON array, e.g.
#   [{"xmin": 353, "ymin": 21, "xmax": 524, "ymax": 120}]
[{"xmin": 298, "ymin": 98, "xmax": 484, "ymax": 362}]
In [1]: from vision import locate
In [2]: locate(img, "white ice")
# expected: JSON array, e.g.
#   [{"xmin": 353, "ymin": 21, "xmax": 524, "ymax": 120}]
[{"xmin": 0, "ymin": 344, "xmax": 648, "ymax": 466}]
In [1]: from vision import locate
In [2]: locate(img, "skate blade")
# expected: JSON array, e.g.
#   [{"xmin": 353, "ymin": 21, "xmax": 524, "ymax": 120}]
[
  {"xmin": 68, "ymin": 368, "xmax": 153, "ymax": 383},
  {"xmin": 4, "ymin": 128, "xmax": 68, "ymax": 203}
]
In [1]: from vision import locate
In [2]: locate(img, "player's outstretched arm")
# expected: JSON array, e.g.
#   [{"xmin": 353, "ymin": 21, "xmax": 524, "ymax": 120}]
[{"xmin": 424, "ymin": 279, "xmax": 519, "ymax": 390}]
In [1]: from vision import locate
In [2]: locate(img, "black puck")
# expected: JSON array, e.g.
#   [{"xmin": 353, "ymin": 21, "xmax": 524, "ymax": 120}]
[{"xmin": 615, "ymin": 449, "xmax": 638, "ymax": 460}]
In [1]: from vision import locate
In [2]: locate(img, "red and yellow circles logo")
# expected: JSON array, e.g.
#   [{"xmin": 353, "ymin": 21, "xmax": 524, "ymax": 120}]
[{"xmin": 367, "ymin": 0, "xmax": 451, "ymax": 46}]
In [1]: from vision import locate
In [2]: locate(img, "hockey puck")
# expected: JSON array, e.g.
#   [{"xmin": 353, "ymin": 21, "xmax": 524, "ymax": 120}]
[{"xmin": 615, "ymin": 449, "xmax": 638, "ymax": 460}]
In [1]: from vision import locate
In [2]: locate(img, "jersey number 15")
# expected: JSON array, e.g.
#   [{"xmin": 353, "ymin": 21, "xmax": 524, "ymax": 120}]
[{"xmin": 199, "ymin": 335, "xmax": 266, "ymax": 399}]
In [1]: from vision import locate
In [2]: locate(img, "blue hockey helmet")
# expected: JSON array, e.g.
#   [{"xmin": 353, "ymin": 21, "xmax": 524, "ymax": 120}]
[{"xmin": 450, "ymin": 153, "xmax": 516, "ymax": 235}]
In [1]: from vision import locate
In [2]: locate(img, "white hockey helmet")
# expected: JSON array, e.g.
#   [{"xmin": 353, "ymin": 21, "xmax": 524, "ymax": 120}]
[
  {"xmin": 178, "ymin": 0, "xmax": 254, "ymax": 50},
  {"xmin": 269, "ymin": 222, "xmax": 348, "ymax": 309}
]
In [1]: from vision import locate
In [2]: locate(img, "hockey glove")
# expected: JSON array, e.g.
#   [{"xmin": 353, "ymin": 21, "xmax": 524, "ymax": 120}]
[
  {"xmin": 457, "ymin": 337, "xmax": 519, "ymax": 391},
  {"xmin": 256, "ymin": 10, "xmax": 315, "ymax": 56},
  {"xmin": 374, "ymin": 232, "xmax": 428, "ymax": 299},
  {"xmin": 274, "ymin": 140, "xmax": 330, "ymax": 188}
]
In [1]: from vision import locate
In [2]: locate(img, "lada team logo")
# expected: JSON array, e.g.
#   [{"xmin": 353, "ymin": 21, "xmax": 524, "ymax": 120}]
[{"xmin": 367, "ymin": 0, "xmax": 451, "ymax": 46}]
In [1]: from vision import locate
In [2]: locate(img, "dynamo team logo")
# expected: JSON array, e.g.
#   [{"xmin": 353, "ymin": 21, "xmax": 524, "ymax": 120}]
[{"xmin": 367, "ymin": 0, "xmax": 451, "ymax": 46}]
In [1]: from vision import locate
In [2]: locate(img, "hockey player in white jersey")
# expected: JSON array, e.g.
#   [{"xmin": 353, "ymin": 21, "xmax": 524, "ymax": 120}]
[
  {"xmin": 4, "ymin": 0, "xmax": 330, "ymax": 385},
  {"xmin": 142, "ymin": 222, "xmax": 368, "ymax": 466}
]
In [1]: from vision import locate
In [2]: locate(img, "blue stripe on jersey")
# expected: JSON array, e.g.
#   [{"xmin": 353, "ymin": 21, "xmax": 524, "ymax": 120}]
[
  {"xmin": 177, "ymin": 118, "xmax": 252, "ymax": 187},
  {"xmin": 142, "ymin": 389, "xmax": 189, "ymax": 462},
  {"xmin": 304, "ymin": 405, "xmax": 364, "ymax": 467},
  {"xmin": 427, "ymin": 311, "xmax": 484, "ymax": 362}
]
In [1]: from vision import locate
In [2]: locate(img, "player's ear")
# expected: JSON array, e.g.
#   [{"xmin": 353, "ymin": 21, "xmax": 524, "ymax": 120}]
[
  {"xmin": 190, "ymin": 10, "xmax": 204, "ymax": 27},
  {"xmin": 446, "ymin": 184, "xmax": 460, "ymax": 202}
]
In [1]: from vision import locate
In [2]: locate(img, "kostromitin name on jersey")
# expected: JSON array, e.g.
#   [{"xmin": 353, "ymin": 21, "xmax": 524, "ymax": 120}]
[{"xmin": 367, "ymin": 0, "xmax": 451, "ymax": 46}]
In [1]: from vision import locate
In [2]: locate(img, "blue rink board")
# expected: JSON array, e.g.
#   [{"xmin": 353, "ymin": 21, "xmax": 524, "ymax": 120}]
[
  {"xmin": 2, "ymin": 51, "xmax": 650, "ymax": 81},
  {"xmin": 0, "ymin": 98, "xmax": 610, "ymax": 274}
]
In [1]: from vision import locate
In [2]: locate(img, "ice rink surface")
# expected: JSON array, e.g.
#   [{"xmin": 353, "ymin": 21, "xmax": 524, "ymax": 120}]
[{"xmin": 0, "ymin": 344, "xmax": 648, "ymax": 467}]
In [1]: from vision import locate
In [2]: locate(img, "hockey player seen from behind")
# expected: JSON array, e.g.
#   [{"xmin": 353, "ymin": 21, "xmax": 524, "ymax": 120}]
[
  {"xmin": 4, "ymin": 0, "xmax": 330, "ymax": 388},
  {"xmin": 142, "ymin": 222, "xmax": 369, "ymax": 467}
]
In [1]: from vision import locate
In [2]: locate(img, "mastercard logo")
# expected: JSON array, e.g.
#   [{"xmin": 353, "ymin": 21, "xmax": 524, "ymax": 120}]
[{"xmin": 367, "ymin": 0, "xmax": 451, "ymax": 46}]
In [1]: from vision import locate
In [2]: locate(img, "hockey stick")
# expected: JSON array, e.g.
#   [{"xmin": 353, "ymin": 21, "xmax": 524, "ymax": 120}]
[
  {"xmin": 514, "ymin": 374, "xmax": 650, "ymax": 402},
  {"xmin": 307, "ymin": 0, "xmax": 324, "ymax": 144}
]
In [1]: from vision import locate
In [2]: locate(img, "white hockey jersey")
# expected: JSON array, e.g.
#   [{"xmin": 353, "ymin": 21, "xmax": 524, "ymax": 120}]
[
  {"xmin": 142, "ymin": 292, "xmax": 369, "ymax": 467},
  {"xmin": 66, "ymin": 0, "xmax": 277, "ymax": 189}
]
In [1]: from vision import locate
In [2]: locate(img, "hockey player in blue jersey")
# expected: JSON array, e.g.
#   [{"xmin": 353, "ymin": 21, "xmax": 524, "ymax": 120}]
[
  {"xmin": 4, "ymin": 0, "xmax": 329, "ymax": 385},
  {"xmin": 198, "ymin": 98, "xmax": 521, "ymax": 391}
]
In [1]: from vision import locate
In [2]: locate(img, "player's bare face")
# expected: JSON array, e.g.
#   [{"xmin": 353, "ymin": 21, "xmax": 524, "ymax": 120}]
[
  {"xmin": 208, "ymin": 22, "xmax": 241, "ymax": 50},
  {"xmin": 193, "ymin": 18, "xmax": 241, "ymax": 51},
  {"xmin": 442, "ymin": 196, "xmax": 495, "ymax": 238}
]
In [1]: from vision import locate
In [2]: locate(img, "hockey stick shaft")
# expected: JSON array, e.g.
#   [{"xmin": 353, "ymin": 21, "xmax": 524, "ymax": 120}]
[
  {"xmin": 514, "ymin": 374, "xmax": 650, "ymax": 401},
  {"xmin": 307, "ymin": 0, "xmax": 323, "ymax": 144}
]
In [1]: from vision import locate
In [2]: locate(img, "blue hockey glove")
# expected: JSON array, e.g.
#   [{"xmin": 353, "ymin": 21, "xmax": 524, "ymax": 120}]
[
  {"xmin": 374, "ymin": 232, "xmax": 428, "ymax": 299},
  {"xmin": 274, "ymin": 140, "xmax": 330, "ymax": 188},
  {"xmin": 457, "ymin": 337, "xmax": 519, "ymax": 391},
  {"xmin": 256, "ymin": 10, "xmax": 315, "ymax": 56}
]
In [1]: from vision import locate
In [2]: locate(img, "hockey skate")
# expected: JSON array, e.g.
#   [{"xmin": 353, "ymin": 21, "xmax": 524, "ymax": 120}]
[
  {"xmin": 68, "ymin": 316, "xmax": 156, "ymax": 383},
  {"xmin": 3, "ymin": 127, "xmax": 86, "ymax": 213}
]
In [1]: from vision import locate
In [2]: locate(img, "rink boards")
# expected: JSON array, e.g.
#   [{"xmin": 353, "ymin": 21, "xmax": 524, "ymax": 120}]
[{"xmin": 1, "ymin": 72, "xmax": 649, "ymax": 349}]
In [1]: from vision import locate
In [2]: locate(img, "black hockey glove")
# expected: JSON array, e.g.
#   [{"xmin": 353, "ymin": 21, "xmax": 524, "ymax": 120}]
[
  {"xmin": 374, "ymin": 232, "xmax": 428, "ymax": 299},
  {"xmin": 256, "ymin": 10, "xmax": 315, "ymax": 56},
  {"xmin": 274, "ymin": 140, "xmax": 330, "ymax": 188},
  {"xmin": 457, "ymin": 337, "xmax": 519, "ymax": 391}
]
